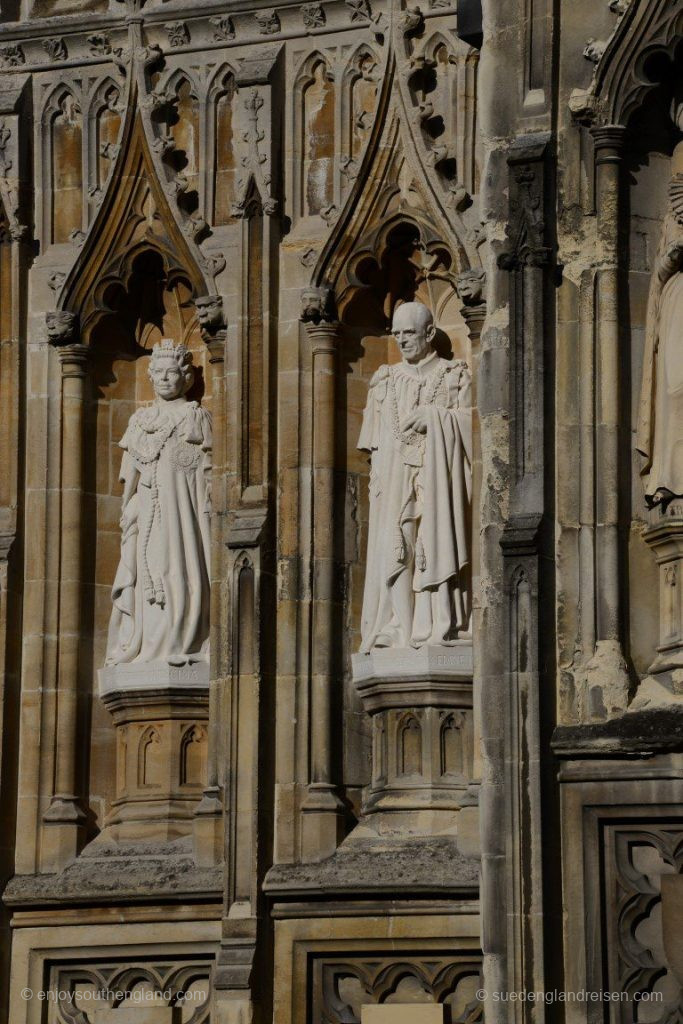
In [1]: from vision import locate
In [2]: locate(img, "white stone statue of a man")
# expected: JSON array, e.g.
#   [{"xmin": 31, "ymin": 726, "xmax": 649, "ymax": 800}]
[
  {"xmin": 105, "ymin": 339, "xmax": 211, "ymax": 667},
  {"xmin": 358, "ymin": 301, "xmax": 472, "ymax": 652}
]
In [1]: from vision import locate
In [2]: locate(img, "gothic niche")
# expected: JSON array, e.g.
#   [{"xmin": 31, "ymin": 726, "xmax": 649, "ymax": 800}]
[
  {"xmin": 90, "ymin": 82, "xmax": 122, "ymax": 206},
  {"xmin": 212, "ymin": 69, "xmax": 237, "ymax": 224},
  {"xmin": 339, "ymin": 219, "xmax": 472, "ymax": 654},
  {"xmin": 344, "ymin": 47, "xmax": 379, "ymax": 180},
  {"xmin": 50, "ymin": 91, "xmax": 83, "ymax": 244},
  {"xmin": 168, "ymin": 75, "xmax": 201, "ymax": 217},
  {"xmin": 300, "ymin": 55, "xmax": 336, "ymax": 217},
  {"xmin": 79, "ymin": 247, "xmax": 210, "ymax": 837}
]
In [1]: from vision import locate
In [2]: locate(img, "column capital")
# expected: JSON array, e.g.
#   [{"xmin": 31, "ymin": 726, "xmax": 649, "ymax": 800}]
[
  {"xmin": 57, "ymin": 343, "xmax": 89, "ymax": 378},
  {"xmin": 590, "ymin": 123, "xmax": 628, "ymax": 163}
]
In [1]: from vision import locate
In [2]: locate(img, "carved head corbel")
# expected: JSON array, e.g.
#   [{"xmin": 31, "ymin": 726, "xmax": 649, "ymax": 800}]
[
  {"xmin": 46, "ymin": 310, "xmax": 79, "ymax": 346},
  {"xmin": 194, "ymin": 294, "xmax": 227, "ymax": 342},
  {"xmin": 456, "ymin": 268, "xmax": 486, "ymax": 307},
  {"xmin": 300, "ymin": 285, "xmax": 337, "ymax": 324}
]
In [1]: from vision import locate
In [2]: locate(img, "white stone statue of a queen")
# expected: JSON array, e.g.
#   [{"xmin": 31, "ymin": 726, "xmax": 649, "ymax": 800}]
[
  {"xmin": 358, "ymin": 301, "xmax": 472, "ymax": 652},
  {"xmin": 105, "ymin": 339, "xmax": 212, "ymax": 668}
]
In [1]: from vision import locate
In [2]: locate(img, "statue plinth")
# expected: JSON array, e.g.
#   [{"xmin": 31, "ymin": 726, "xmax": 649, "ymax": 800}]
[
  {"xmin": 99, "ymin": 661, "xmax": 209, "ymax": 698},
  {"xmin": 633, "ymin": 504, "xmax": 683, "ymax": 709},
  {"xmin": 97, "ymin": 662, "xmax": 210, "ymax": 843},
  {"xmin": 350, "ymin": 643, "xmax": 474, "ymax": 839}
]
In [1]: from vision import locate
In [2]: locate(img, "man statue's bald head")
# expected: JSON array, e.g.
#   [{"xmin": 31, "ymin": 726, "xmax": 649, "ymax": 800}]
[{"xmin": 392, "ymin": 301, "xmax": 436, "ymax": 364}]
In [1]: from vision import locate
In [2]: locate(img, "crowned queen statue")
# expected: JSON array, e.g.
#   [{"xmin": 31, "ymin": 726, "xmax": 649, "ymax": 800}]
[
  {"xmin": 103, "ymin": 339, "xmax": 212, "ymax": 676},
  {"xmin": 357, "ymin": 301, "xmax": 472, "ymax": 659}
]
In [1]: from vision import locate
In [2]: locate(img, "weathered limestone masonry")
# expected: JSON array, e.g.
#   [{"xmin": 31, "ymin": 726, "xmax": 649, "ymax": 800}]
[{"xmin": 0, "ymin": 0, "xmax": 681, "ymax": 1021}]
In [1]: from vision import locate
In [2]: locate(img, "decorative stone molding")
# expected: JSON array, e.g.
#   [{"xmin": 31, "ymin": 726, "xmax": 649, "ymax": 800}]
[
  {"xmin": 254, "ymin": 8, "xmax": 280, "ymax": 34},
  {"xmin": 210, "ymin": 14, "xmax": 235, "ymax": 40},
  {"xmin": 42, "ymin": 38, "xmax": 67, "ymax": 62},
  {"xmin": 0, "ymin": 45, "xmax": 25, "ymax": 68},
  {"xmin": 302, "ymin": 2, "xmax": 326, "ymax": 28},
  {"xmin": 165, "ymin": 21, "xmax": 190, "ymax": 48}
]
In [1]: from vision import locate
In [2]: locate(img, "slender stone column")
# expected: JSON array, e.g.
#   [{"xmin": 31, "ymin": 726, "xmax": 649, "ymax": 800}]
[
  {"xmin": 456, "ymin": 290, "xmax": 486, "ymax": 856},
  {"xmin": 193, "ymin": 296, "xmax": 227, "ymax": 866},
  {"xmin": 585, "ymin": 124, "xmax": 630, "ymax": 716},
  {"xmin": 42, "ymin": 330, "xmax": 88, "ymax": 871},
  {"xmin": 300, "ymin": 289, "xmax": 344, "ymax": 861}
]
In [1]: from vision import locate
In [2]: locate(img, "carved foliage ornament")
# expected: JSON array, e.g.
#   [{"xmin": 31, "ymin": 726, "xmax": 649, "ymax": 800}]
[
  {"xmin": 498, "ymin": 153, "xmax": 552, "ymax": 270},
  {"xmin": 232, "ymin": 89, "xmax": 278, "ymax": 217}
]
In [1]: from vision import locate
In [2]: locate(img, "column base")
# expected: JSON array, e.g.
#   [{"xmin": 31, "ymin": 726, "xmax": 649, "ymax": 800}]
[
  {"xmin": 301, "ymin": 783, "xmax": 346, "ymax": 861},
  {"xmin": 582, "ymin": 639, "xmax": 631, "ymax": 720},
  {"xmin": 40, "ymin": 795, "xmax": 87, "ymax": 872},
  {"xmin": 193, "ymin": 786, "xmax": 224, "ymax": 866}
]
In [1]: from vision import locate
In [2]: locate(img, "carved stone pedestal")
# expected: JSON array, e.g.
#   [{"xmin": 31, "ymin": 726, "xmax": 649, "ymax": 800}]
[
  {"xmin": 98, "ymin": 663, "xmax": 209, "ymax": 842},
  {"xmin": 350, "ymin": 644, "xmax": 473, "ymax": 838},
  {"xmin": 633, "ymin": 505, "xmax": 683, "ymax": 709}
]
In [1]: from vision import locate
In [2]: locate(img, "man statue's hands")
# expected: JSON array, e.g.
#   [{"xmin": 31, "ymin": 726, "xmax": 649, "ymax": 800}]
[{"xmin": 401, "ymin": 407, "xmax": 428, "ymax": 434}]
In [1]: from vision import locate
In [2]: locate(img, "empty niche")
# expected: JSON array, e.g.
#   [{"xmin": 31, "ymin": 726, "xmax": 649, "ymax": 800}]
[
  {"xmin": 213, "ymin": 70, "xmax": 237, "ymax": 224},
  {"xmin": 440, "ymin": 711, "xmax": 465, "ymax": 778},
  {"xmin": 168, "ymin": 75, "xmax": 201, "ymax": 215},
  {"xmin": 347, "ymin": 48, "xmax": 379, "ymax": 166},
  {"xmin": 51, "ymin": 92, "xmax": 83, "ymax": 244},
  {"xmin": 138, "ymin": 726, "xmax": 162, "ymax": 789},
  {"xmin": 398, "ymin": 713, "xmax": 423, "ymax": 776},
  {"xmin": 180, "ymin": 725, "xmax": 207, "ymax": 786},
  {"xmin": 93, "ymin": 82, "xmax": 122, "ymax": 195},
  {"xmin": 302, "ymin": 57, "xmax": 336, "ymax": 216}
]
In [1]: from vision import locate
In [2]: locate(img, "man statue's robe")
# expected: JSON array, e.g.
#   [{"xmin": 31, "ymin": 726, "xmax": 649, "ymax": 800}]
[
  {"xmin": 637, "ymin": 187, "xmax": 683, "ymax": 506},
  {"xmin": 358, "ymin": 351, "xmax": 472, "ymax": 652}
]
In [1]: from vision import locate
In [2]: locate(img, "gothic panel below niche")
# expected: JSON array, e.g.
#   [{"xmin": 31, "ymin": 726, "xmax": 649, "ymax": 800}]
[
  {"xmin": 311, "ymin": 953, "xmax": 483, "ymax": 1024},
  {"xmin": 604, "ymin": 823, "xmax": 683, "ymax": 1023},
  {"xmin": 45, "ymin": 956, "xmax": 212, "ymax": 1023}
]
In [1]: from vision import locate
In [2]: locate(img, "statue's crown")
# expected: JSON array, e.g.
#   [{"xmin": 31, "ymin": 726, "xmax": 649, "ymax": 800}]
[{"xmin": 150, "ymin": 338, "xmax": 193, "ymax": 367}]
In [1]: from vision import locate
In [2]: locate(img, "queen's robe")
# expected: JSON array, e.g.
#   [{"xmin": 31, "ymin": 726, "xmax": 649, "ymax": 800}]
[
  {"xmin": 105, "ymin": 399, "xmax": 212, "ymax": 666},
  {"xmin": 358, "ymin": 352, "xmax": 472, "ymax": 652}
]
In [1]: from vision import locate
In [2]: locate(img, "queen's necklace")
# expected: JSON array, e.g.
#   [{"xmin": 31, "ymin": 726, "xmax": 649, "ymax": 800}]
[{"xmin": 388, "ymin": 361, "xmax": 449, "ymax": 447}]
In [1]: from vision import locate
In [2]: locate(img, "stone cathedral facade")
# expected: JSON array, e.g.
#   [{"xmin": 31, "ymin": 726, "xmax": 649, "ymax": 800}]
[{"xmin": 0, "ymin": 0, "xmax": 682, "ymax": 1021}]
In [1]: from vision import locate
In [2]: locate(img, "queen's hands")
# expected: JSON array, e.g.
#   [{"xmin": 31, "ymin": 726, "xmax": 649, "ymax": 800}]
[{"xmin": 400, "ymin": 407, "xmax": 428, "ymax": 434}]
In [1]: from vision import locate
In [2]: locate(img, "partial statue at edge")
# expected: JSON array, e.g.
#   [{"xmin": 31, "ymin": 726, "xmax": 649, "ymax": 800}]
[
  {"xmin": 105, "ymin": 339, "xmax": 212, "ymax": 667},
  {"xmin": 358, "ymin": 300, "xmax": 472, "ymax": 653},
  {"xmin": 638, "ymin": 154, "xmax": 683, "ymax": 509}
]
